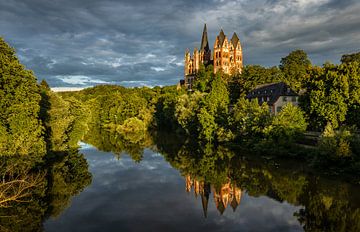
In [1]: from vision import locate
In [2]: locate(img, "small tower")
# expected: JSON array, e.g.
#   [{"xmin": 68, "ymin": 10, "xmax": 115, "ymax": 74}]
[
  {"xmin": 193, "ymin": 47, "xmax": 200, "ymax": 74},
  {"xmin": 213, "ymin": 29, "xmax": 230, "ymax": 74},
  {"xmin": 230, "ymin": 32, "xmax": 243, "ymax": 75},
  {"xmin": 184, "ymin": 49, "xmax": 191, "ymax": 76}
]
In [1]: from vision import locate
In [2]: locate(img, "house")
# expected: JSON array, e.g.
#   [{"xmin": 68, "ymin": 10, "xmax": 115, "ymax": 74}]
[{"xmin": 246, "ymin": 82, "xmax": 299, "ymax": 114}]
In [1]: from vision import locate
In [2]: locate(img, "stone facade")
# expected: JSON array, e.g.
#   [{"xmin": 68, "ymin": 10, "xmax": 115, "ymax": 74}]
[
  {"xmin": 213, "ymin": 30, "xmax": 243, "ymax": 75},
  {"xmin": 184, "ymin": 24, "xmax": 243, "ymax": 79}
]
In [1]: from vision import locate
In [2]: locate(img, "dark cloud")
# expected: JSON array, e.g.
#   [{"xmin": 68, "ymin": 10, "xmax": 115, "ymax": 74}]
[{"xmin": 1, "ymin": 0, "xmax": 359, "ymax": 87}]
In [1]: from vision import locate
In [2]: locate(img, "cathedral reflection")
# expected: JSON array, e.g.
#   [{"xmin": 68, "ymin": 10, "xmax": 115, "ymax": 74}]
[{"xmin": 185, "ymin": 175, "xmax": 242, "ymax": 217}]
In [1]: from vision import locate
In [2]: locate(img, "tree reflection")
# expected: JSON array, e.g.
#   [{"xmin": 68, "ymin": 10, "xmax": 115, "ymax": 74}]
[
  {"xmin": 83, "ymin": 123, "xmax": 154, "ymax": 162},
  {"xmin": 71, "ymin": 127, "xmax": 360, "ymax": 231},
  {"xmin": 161, "ymin": 140, "xmax": 360, "ymax": 231},
  {"xmin": 0, "ymin": 150, "xmax": 92, "ymax": 232}
]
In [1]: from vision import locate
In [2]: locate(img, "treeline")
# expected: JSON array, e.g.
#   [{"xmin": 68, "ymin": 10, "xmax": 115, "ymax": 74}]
[
  {"xmin": 57, "ymin": 49, "xmax": 360, "ymax": 169},
  {"xmin": 1, "ymin": 36, "xmax": 360, "ymax": 171},
  {"xmin": 0, "ymin": 37, "xmax": 92, "ymax": 223},
  {"xmin": 154, "ymin": 50, "xmax": 360, "ymax": 163},
  {"xmin": 0, "ymin": 38, "xmax": 89, "ymax": 162}
]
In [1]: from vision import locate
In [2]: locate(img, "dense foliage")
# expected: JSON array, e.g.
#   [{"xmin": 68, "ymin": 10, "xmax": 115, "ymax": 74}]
[
  {"xmin": 54, "ymin": 49, "xmax": 360, "ymax": 168},
  {"xmin": 0, "ymin": 38, "xmax": 92, "ymax": 231},
  {"xmin": 0, "ymin": 38, "xmax": 45, "ymax": 158}
]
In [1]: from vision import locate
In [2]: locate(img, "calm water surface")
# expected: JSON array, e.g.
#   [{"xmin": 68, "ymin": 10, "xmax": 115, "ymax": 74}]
[{"xmin": 41, "ymin": 136, "xmax": 360, "ymax": 232}]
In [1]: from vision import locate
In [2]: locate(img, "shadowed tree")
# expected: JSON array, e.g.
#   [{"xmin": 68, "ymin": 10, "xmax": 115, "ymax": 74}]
[{"xmin": 0, "ymin": 37, "xmax": 45, "ymax": 158}]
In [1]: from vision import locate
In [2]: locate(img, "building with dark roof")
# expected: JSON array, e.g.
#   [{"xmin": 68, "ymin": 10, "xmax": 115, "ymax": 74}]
[{"xmin": 246, "ymin": 82, "xmax": 299, "ymax": 114}]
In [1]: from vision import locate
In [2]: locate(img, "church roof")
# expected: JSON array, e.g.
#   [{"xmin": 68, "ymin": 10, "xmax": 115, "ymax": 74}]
[
  {"xmin": 217, "ymin": 29, "xmax": 226, "ymax": 46},
  {"xmin": 231, "ymin": 32, "xmax": 240, "ymax": 47},
  {"xmin": 200, "ymin": 24, "xmax": 210, "ymax": 52}
]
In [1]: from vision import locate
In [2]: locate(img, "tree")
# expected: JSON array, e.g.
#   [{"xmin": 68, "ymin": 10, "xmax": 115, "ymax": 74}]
[
  {"xmin": 175, "ymin": 91, "xmax": 204, "ymax": 134},
  {"xmin": 264, "ymin": 103, "xmax": 307, "ymax": 143},
  {"xmin": 232, "ymin": 98, "xmax": 271, "ymax": 139},
  {"xmin": 302, "ymin": 62, "xmax": 360, "ymax": 130},
  {"xmin": 0, "ymin": 37, "xmax": 45, "ymax": 157},
  {"xmin": 341, "ymin": 51, "xmax": 360, "ymax": 64},
  {"xmin": 238, "ymin": 65, "xmax": 283, "ymax": 96},
  {"xmin": 280, "ymin": 50, "xmax": 311, "ymax": 91},
  {"xmin": 197, "ymin": 108, "xmax": 217, "ymax": 142}
]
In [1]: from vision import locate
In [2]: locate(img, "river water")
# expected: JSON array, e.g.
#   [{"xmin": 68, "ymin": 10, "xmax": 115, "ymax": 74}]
[{"xmin": 41, "ymin": 134, "xmax": 360, "ymax": 232}]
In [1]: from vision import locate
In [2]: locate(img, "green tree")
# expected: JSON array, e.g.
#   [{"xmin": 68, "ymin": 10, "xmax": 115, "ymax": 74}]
[
  {"xmin": 232, "ymin": 98, "xmax": 271, "ymax": 139},
  {"xmin": 302, "ymin": 62, "xmax": 360, "ymax": 130},
  {"xmin": 238, "ymin": 65, "xmax": 283, "ymax": 96},
  {"xmin": 341, "ymin": 51, "xmax": 360, "ymax": 64},
  {"xmin": 0, "ymin": 37, "xmax": 45, "ymax": 158},
  {"xmin": 197, "ymin": 108, "xmax": 217, "ymax": 142},
  {"xmin": 264, "ymin": 103, "xmax": 307, "ymax": 143},
  {"xmin": 280, "ymin": 49, "xmax": 311, "ymax": 91},
  {"xmin": 175, "ymin": 91, "xmax": 204, "ymax": 134}
]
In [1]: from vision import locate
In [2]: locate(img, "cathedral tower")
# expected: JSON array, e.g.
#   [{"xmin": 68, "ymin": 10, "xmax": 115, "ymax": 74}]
[
  {"xmin": 230, "ymin": 32, "xmax": 243, "ymax": 75},
  {"xmin": 213, "ymin": 29, "xmax": 230, "ymax": 74},
  {"xmin": 183, "ymin": 24, "xmax": 243, "ymax": 80},
  {"xmin": 184, "ymin": 49, "xmax": 192, "ymax": 76},
  {"xmin": 200, "ymin": 24, "xmax": 211, "ymax": 65}
]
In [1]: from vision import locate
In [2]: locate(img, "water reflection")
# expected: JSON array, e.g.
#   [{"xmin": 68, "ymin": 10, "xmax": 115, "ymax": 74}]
[
  {"xmin": 0, "ymin": 150, "xmax": 92, "ymax": 232},
  {"xmin": 81, "ymin": 127, "xmax": 360, "ymax": 231},
  {"xmin": 3, "ymin": 126, "xmax": 360, "ymax": 231},
  {"xmin": 185, "ymin": 176, "xmax": 242, "ymax": 217}
]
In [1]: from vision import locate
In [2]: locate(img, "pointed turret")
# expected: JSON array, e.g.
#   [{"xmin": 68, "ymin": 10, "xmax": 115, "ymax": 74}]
[
  {"xmin": 200, "ymin": 183, "xmax": 211, "ymax": 218},
  {"xmin": 200, "ymin": 24, "xmax": 210, "ymax": 52},
  {"xmin": 230, "ymin": 186, "xmax": 242, "ymax": 212},
  {"xmin": 218, "ymin": 29, "xmax": 226, "ymax": 46},
  {"xmin": 216, "ymin": 201, "xmax": 226, "ymax": 215},
  {"xmin": 201, "ymin": 193, "xmax": 209, "ymax": 218},
  {"xmin": 231, "ymin": 32, "xmax": 240, "ymax": 48}
]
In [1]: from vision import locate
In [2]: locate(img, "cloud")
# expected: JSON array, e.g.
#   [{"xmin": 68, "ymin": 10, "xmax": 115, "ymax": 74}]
[
  {"xmin": 151, "ymin": 67, "xmax": 166, "ymax": 72},
  {"xmin": 58, "ymin": 75, "xmax": 111, "ymax": 85},
  {"xmin": 1, "ymin": 0, "xmax": 359, "ymax": 87}
]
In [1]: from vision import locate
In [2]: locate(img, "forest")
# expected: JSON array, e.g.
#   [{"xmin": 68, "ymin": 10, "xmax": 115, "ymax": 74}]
[
  {"xmin": 58, "ymin": 48, "xmax": 360, "ymax": 171},
  {"xmin": 1, "ymin": 37, "xmax": 360, "ymax": 226}
]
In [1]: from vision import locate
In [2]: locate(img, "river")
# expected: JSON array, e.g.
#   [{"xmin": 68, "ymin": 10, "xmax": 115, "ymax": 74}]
[{"xmin": 40, "ymin": 131, "xmax": 360, "ymax": 232}]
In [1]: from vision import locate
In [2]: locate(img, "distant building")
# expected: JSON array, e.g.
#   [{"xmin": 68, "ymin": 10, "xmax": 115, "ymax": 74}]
[
  {"xmin": 213, "ymin": 29, "xmax": 243, "ymax": 75},
  {"xmin": 182, "ymin": 24, "xmax": 243, "ymax": 89},
  {"xmin": 246, "ymin": 82, "xmax": 299, "ymax": 114}
]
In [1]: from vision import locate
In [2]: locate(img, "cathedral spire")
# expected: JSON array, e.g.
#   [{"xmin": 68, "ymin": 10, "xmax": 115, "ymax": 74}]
[
  {"xmin": 218, "ymin": 29, "xmax": 226, "ymax": 46},
  {"xmin": 231, "ymin": 32, "xmax": 240, "ymax": 47},
  {"xmin": 200, "ymin": 23, "xmax": 210, "ymax": 52}
]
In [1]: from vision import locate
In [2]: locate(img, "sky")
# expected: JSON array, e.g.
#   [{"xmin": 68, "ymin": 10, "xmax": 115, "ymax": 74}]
[{"xmin": 1, "ymin": 0, "xmax": 359, "ymax": 88}]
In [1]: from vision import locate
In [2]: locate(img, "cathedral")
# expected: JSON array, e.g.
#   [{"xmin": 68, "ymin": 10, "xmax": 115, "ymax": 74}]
[
  {"xmin": 185, "ymin": 175, "xmax": 242, "ymax": 217},
  {"xmin": 184, "ymin": 24, "xmax": 243, "ymax": 79}
]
